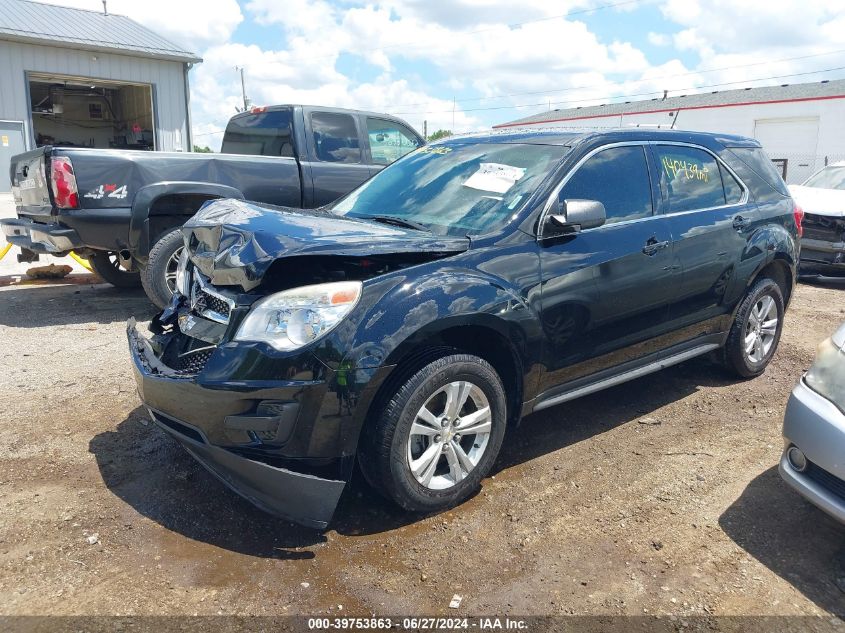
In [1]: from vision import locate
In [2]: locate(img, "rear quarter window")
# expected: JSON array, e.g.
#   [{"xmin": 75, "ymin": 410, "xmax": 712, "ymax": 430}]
[{"xmin": 727, "ymin": 147, "xmax": 790, "ymax": 197}]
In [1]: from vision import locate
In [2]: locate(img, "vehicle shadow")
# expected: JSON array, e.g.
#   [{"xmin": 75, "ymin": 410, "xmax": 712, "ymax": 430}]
[
  {"xmin": 90, "ymin": 356, "xmax": 740, "ymax": 558},
  {"xmin": 0, "ymin": 279, "xmax": 154, "ymax": 327},
  {"xmin": 720, "ymin": 466, "xmax": 845, "ymax": 616}
]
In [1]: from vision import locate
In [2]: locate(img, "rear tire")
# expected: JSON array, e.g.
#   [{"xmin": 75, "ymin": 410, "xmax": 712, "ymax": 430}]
[
  {"xmin": 87, "ymin": 251, "xmax": 141, "ymax": 288},
  {"xmin": 141, "ymin": 228, "xmax": 185, "ymax": 309},
  {"xmin": 359, "ymin": 354, "xmax": 507, "ymax": 513},
  {"xmin": 721, "ymin": 277, "xmax": 784, "ymax": 378}
]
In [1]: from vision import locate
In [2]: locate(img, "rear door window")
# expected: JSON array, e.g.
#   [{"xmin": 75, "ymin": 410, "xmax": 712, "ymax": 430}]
[
  {"xmin": 655, "ymin": 145, "xmax": 726, "ymax": 212},
  {"xmin": 366, "ymin": 118, "xmax": 421, "ymax": 165},
  {"xmin": 221, "ymin": 109, "xmax": 295, "ymax": 157},
  {"xmin": 559, "ymin": 145, "xmax": 653, "ymax": 225},
  {"xmin": 311, "ymin": 112, "xmax": 362, "ymax": 163}
]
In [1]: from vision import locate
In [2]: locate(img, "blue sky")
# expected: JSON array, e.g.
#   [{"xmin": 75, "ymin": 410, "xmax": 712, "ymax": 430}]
[{"xmin": 42, "ymin": 0, "xmax": 845, "ymax": 147}]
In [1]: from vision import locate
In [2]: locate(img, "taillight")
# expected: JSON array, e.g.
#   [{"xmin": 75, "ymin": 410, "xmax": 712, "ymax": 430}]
[
  {"xmin": 50, "ymin": 156, "xmax": 79, "ymax": 209},
  {"xmin": 793, "ymin": 202, "xmax": 804, "ymax": 238}
]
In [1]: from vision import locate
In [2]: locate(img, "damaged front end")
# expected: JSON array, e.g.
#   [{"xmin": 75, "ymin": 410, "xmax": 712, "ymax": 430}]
[
  {"xmin": 127, "ymin": 313, "xmax": 347, "ymax": 530},
  {"xmin": 126, "ymin": 199, "xmax": 468, "ymax": 529}
]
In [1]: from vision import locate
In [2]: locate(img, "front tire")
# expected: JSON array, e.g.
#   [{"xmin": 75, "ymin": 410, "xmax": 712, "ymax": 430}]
[
  {"xmin": 87, "ymin": 251, "xmax": 141, "ymax": 288},
  {"xmin": 141, "ymin": 228, "xmax": 185, "ymax": 309},
  {"xmin": 359, "ymin": 354, "xmax": 507, "ymax": 513},
  {"xmin": 722, "ymin": 277, "xmax": 784, "ymax": 378}
]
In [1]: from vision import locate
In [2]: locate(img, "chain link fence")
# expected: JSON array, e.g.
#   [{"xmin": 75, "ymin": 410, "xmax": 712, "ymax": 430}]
[{"xmin": 763, "ymin": 153, "xmax": 845, "ymax": 185}]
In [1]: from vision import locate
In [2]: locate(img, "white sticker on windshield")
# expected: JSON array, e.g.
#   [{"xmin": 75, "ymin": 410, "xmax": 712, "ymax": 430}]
[{"xmin": 463, "ymin": 163, "xmax": 526, "ymax": 194}]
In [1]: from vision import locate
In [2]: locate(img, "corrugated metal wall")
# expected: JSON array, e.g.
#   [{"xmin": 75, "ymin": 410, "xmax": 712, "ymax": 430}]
[{"xmin": 0, "ymin": 39, "xmax": 190, "ymax": 153}]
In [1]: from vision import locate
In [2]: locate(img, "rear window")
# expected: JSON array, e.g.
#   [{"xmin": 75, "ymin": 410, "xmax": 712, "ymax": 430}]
[
  {"xmin": 727, "ymin": 147, "xmax": 790, "ymax": 197},
  {"xmin": 221, "ymin": 110, "xmax": 295, "ymax": 157}
]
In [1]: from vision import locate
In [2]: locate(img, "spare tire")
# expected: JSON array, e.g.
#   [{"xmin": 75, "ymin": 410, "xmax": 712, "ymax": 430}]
[{"xmin": 88, "ymin": 251, "xmax": 142, "ymax": 288}]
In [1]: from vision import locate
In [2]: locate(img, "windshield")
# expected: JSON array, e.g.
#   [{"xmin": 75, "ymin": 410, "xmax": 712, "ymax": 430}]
[
  {"xmin": 333, "ymin": 142, "xmax": 567, "ymax": 235},
  {"xmin": 804, "ymin": 166, "xmax": 845, "ymax": 190}
]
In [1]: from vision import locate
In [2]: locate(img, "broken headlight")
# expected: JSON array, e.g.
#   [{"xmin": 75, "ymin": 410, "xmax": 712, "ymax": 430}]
[
  {"xmin": 234, "ymin": 281, "xmax": 362, "ymax": 351},
  {"xmin": 175, "ymin": 247, "xmax": 191, "ymax": 298},
  {"xmin": 804, "ymin": 336, "xmax": 845, "ymax": 412}
]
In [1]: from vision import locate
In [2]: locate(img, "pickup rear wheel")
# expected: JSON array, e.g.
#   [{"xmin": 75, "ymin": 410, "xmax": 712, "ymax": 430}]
[
  {"xmin": 87, "ymin": 251, "xmax": 141, "ymax": 288},
  {"xmin": 359, "ymin": 353, "xmax": 507, "ymax": 513},
  {"xmin": 141, "ymin": 228, "xmax": 185, "ymax": 309}
]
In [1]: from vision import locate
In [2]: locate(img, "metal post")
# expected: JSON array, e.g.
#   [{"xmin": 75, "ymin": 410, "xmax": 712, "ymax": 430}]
[{"xmin": 237, "ymin": 67, "xmax": 249, "ymax": 111}]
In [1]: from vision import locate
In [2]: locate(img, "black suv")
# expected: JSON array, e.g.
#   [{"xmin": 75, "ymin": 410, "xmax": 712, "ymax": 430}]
[{"xmin": 128, "ymin": 129, "xmax": 800, "ymax": 529}]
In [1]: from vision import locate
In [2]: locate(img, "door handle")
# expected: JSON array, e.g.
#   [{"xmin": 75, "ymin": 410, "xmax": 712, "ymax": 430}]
[
  {"xmin": 732, "ymin": 215, "xmax": 748, "ymax": 231},
  {"xmin": 642, "ymin": 238, "xmax": 669, "ymax": 256}
]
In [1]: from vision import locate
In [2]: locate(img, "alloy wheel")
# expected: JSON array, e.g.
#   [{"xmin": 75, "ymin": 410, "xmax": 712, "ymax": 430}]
[
  {"xmin": 164, "ymin": 246, "xmax": 184, "ymax": 295},
  {"xmin": 744, "ymin": 294, "xmax": 778, "ymax": 363},
  {"xmin": 406, "ymin": 380, "xmax": 492, "ymax": 490}
]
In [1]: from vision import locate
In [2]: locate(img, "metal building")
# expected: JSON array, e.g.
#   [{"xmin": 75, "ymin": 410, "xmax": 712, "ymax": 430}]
[
  {"xmin": 495, "ymin": 79, "xmax": 845, "ymax": 184},
  {"xmin": 0, "ymin": 0, "xmax": 201, "ymax": 192}
]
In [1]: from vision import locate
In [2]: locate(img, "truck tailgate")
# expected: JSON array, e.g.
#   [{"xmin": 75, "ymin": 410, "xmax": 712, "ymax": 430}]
[{"xmin": 10, "ymin": 147, "xmax": 52, "ymax": 218}]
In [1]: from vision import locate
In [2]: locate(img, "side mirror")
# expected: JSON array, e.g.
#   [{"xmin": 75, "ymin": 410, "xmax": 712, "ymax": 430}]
[{"xmin": 548, "ymin": 198, "xmax": 606, "ymax": 233}]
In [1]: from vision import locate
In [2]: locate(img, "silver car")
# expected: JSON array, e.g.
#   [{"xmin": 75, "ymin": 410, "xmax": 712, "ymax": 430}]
[{"xmin": 779, "ymin": 321, "xmax": 845, "ymax": 522}]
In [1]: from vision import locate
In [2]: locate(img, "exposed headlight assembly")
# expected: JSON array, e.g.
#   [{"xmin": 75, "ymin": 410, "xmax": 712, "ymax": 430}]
[
  {"xmin": 804, "ymin": 336, "xmax": 845, "ymax": 412},
  {"xmin": 175, "ymin": 246, "xmax": 191, "ymax": 297},
  {"xmin": 235, "ymin": 281, "xmax": 362, "ymax": 351}
]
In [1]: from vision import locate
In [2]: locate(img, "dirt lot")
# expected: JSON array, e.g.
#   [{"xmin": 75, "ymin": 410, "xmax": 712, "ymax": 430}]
[{"xmin": 1, "ymin": 272, "xmax": 844, "ymax": 620}]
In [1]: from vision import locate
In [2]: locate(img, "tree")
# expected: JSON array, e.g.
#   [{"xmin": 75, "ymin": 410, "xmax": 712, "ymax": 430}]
[
  {"xmin": 193, "ymin": 145, "xmax": 213, "ymax": 153},
  {"xmin": 427, "ymin": 129, "xmax": 452, "ymax": 142}
]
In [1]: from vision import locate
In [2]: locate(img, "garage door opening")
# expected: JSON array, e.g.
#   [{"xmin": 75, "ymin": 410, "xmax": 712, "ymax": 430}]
[{"xmin": 28, "ymin": 73, "xmax": 155, "ymax": 150}]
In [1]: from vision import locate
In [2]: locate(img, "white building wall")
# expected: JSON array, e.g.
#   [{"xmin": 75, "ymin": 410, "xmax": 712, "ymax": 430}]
[
  {"xmin": 524, "ymin": 97, "xmax": 845, "ymax": 183},
  {"xmin": 0, "ymin": 39, "xmax": 190, "ymax": 152}
]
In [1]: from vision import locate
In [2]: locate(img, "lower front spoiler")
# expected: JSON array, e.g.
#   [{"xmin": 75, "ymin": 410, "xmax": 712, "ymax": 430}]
[{"xmin": 149, "ymin": 409, "xmax": 346, "ymax": 530}]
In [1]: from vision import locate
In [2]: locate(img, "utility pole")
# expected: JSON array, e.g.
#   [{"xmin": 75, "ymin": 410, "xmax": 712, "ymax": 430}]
[
  {"xmin": 236, "ymin": 67, "xmax": 250, "ymax": 111},
  {"xmin": 452, "ymin": 97, "xmax": 456, "ymax": 131},
  {"xmin": 423, "ymin": 120, "xmax": 427, "ymax": 140}
]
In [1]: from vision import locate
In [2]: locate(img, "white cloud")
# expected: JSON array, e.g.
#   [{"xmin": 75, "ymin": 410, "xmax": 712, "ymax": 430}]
[{"xmin": 647, "ymin": 32, "xmax": 670, "ymax": 47}]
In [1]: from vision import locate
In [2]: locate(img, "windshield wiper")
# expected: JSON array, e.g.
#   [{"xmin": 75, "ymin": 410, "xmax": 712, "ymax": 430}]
[{"xmin": 366, "ymin": 215, "xmax": 432, "ymax": 233}]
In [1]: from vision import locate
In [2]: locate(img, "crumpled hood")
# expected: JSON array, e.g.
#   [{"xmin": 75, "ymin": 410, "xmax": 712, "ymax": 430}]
[
  {"xmin": 789, "ymin": 185, "xmax": 845, "ymax": 217},
  {"xmin": 181, "ymin": 198, "xmax": 470, "ymax": 290}
]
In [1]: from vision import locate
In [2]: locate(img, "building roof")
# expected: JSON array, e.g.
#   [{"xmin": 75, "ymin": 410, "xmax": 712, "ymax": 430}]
[
  {"xmin": 0, "ymin": 0, "xmax": 201, "ymax": 63},
  {"xmin": 495, "ymin": 78, "xmax": 845, "ymax": 128}
]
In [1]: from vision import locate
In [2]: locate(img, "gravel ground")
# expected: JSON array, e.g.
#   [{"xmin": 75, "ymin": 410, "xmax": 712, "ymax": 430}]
[{"xmin": 0, "ymin": 272, "xmax": 844, "ymax": 620}]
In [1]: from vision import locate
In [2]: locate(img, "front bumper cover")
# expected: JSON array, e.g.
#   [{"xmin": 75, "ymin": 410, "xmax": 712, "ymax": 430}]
[
  {"xmin": 0, "ymin": 217, "xmax": 82, "ymax": 254},
  {"xmin": 127, "ymin": 320, "xmax": 347, "ymax": 530},
  {"xmin": 779, "ymin": 378, "xmax": 845, "ymax": 524}
]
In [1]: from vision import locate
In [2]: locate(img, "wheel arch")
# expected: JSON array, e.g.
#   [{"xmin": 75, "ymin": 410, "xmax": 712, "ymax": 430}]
[{"xmin": 128, "ymin": 182, "xmax": 245, "ymax": 262}]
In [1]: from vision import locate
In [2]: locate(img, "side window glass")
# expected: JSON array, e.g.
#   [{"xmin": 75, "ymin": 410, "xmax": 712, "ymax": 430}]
[
  {"xmin": 220, "ymin": 109, "xmax": 295, "ymax": 157},
  {"xmin": 656, "ymin": 146, "xmax": 726, "ymax": 212},
  {"xmin": 366, "ymin": 118, "xmax": 421, "ymax": 165},
  {"xmin": 720, "ymin": 164, "xmax": 744, "ymax": 204},
  {"xmin": 311, "ymin": 112, "xmax": 361, "ymax": 163},
  {"xmin": 559, "ymin": 146, "xmax": 653, "ymax": 225}
]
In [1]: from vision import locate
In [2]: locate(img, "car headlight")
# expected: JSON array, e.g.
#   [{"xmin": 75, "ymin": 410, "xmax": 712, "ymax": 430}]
[
  {"xmin": 175, "ymin": 247, "xmax": 190, "ymax": 297},
  {"xmin": 234, "ymin": 281, "xmax": 362, "ymax": 351},
  {"xmin": 804, "ymin": 336, "xmax": 845, "ymax": 411}
]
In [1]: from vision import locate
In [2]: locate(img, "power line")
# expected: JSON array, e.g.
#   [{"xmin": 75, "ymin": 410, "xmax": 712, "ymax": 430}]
[
  {"xmin": 386, "ymin": 66, "xmax": 845, "ymax": 116},
  {"xmin": 384, "ymin": 47, "xmax": 845, "ymax": 109}
]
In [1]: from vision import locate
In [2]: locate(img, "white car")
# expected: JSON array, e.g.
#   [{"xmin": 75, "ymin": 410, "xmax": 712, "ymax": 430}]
[{"xmin": 789, "ymin": 162, "xmax": 845, "ymax": 276}]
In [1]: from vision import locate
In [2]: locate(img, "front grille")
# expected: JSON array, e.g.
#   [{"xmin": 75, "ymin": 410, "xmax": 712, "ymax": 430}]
[
  {"xmin": 189, "ymin": 270, "xmax": 235, "ymax": 324},
  {"xmin": 194, "ymin": 288, "xmax": 232, "ymax": 321},
  {"xmin": 806, "ymin": 461, "xmax": 845, "ymax": 502},
  {"xmin": 803, "ymin": 213, "xmax": 845, "ymax": 243},
  {"xmin": 172, "ymin": 347, "xmax": 215, "ymax": 375}
]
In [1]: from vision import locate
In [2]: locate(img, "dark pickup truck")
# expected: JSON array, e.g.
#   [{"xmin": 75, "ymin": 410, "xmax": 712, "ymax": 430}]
[{"xmin": 2, "ymin": 105, "xmax": 422, "ymax": 306}]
